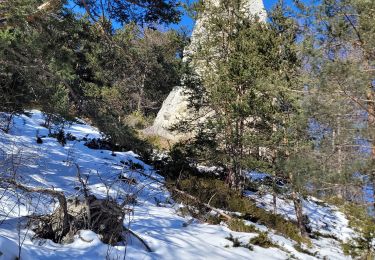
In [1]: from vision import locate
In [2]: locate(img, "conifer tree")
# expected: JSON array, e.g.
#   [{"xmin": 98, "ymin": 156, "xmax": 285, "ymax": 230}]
[
  {"xmin": 300, "ymin": 0, "xmax": 375, "ymax": 209},
  {"xmin": 183, "ymin": 0, "xmax": 311, "ymax": 235}
]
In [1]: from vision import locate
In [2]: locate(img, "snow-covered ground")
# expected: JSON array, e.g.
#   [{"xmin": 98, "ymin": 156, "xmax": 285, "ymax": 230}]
[
  {"xmin": 244, "ymin": 175, "xmax": 355, "ymax": 242},
  {"xmin": 0, "ymin": 111, "xmax": 357, "ymax": 259}
]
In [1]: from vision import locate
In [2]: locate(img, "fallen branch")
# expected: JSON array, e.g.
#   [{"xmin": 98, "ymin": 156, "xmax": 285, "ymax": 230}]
[
  {"xmin": 0, "ymin": 178, "xmax": 69, "ymax": 240},
  {"xmin": 171, "ymin": 188, "xmax": 232, "ymax": 221},
  {"xmin": 123, "ymin": 228, "xmax": 152, "ymax": 252}
]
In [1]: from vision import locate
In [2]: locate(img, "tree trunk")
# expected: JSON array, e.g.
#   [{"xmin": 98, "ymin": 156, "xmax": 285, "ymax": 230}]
[
  {"xmin": 273, "ymin": 192, "xmax": 277, "ymax": 215},
  {"xmin": 272, "ymin": 172, "xmax": 277, "ymax": 215},
  {"xmin": 227, "ymin": 168, "xmax": 237, "ymax": 190},
  {"xmin": 2, "ymin": 112, "xmax": 14, "ymax": 133},
  {"xmin": 367, "ymin": 87, "xmax": 375, "ymax": 211},
  {"xmin": 292, "ymin": 191, "xmax": 308, "ymax": 238},
  {"xmin": 137, "ymin": 72, "xmax": 146, "ymax": 113},
  {"xmin": 337, "ymin": 119, "xmax": 343, "ymax": 176}
]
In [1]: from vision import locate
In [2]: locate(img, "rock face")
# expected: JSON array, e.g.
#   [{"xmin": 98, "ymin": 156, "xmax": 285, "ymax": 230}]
[
  {"xmin": 145, "ymin": 0, "xmax": 267, "ymax": 142},
  {"xmin": 184, "ymin": 0, "xmax": 267, "ymax": 67},
  {"xmin": 144, "ymin": 86, "xmax": 191, "ymax": 141}
]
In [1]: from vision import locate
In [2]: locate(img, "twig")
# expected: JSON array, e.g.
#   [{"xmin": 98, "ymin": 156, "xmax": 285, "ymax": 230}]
[{"xmin": 74, "ymin": 163, "xmax": 91, "ymax": 228}]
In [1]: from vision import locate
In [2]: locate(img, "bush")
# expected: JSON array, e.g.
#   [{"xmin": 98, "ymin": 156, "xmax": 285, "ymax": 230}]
[
  {"xmin": 0, "ymin": 112, "xmax": 15, "ymax": 133},
  {"xmin": 226, "ymin": 234, "xmax": 254, "ymax": 251},
  {"xmin": 293, "ymin": 243, "xmax": 316, "ymax": 256},
  {"xmin": 171, "ymin": 175, "xmax": 310, "ymax": 245},
  {"xmin": 226, "ymin": 234, "xmax": 241, "ymax": 247},
  {"xmin": 49, "ymin": 129, "xmax": 67, "ymax": 146},
  {"xmin": 31, "ymin": 197, "xmax": 125, "ymax": 245},
  {"xmin": 228, "ymin": 219, "xmax": 258, "ymax": 233},
  {"xmin": 334, "ymin": 202, "xmax": 375, "ymax": 259},
  {"xmin": 143, "ymin": 134, "xmax": 171, "ymax": 150},
  {"xmin": 125, "ymin": 111, "xmax": 153, "ymax": 129},
  {"xmin": 90, "ymin": 113, "xmax": 153, "ymax": 159},
  {"xmin": 206, "ymin": 214, "xmax": 222, "ymax": 225},
  {"xmin": 159, "ymin": 144, "xmax": 199, "ymax": 180},
  {"xmin": 341, "ymin": 219, "xmax": 375, "ymax": 259},
  {"xmin": 249, "ymin": 232, "xmax": 277, "ymax": 248}
]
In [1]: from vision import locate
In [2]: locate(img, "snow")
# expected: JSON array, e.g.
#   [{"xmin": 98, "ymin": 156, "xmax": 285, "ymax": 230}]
[
  {"xmin": 0, "ymin": 111, "xmax": 358, "ymax": 259},
  {"xmin": 244, "ymin": 191, "xmax": 355, "ymax": 242},
  {"xmin": 246, "ymin": 171, "xmax": 270, "ymax": 181}
]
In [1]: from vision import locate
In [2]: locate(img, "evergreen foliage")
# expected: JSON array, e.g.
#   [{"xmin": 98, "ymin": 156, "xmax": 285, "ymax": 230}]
[
  {"xmin": 0, "ymin": 0, "xmax": 183, "ymax": 154},
  {"xmin": 299, "ymin": 0, "xmax": 375, "ymax": 210}
]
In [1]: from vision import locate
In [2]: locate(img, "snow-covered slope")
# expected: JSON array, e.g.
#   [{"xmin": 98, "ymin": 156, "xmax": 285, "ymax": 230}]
[{"xmin": 0, "ymin": 111, "xmax": 355, "ymax": 259}]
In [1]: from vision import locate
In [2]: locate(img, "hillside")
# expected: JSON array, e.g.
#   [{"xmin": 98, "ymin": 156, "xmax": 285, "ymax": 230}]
[{"xmin": 0, "ymin": 111, "xmax": 363, "ymax": 259}]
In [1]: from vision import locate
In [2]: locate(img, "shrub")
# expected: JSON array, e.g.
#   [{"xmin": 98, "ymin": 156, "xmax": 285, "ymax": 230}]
[
  {"xmin": 226, "ymin": 234, "xmax": 254, "ymax": 251},
  {"xmin": 249, "ymin": 232, "xmax": 276, "ymax": 248},
  {"xmin": 334, "ymin": 203, "xmax": 375, "ymax": 259},
  {"xmin": 293, "ymin": 243, "xmax": 316, "ymax": 256},
  {"xmin": 228, "ymin": 219, "xmax": 258, "ymax": 233},
  {"xmin": 171, "ymin": 175, "xmax": 310, "ymax": 245},
  {"xmin": 130, "ymin": 161, "xmax": 144, "ymax": 170},
  {"xmin": 125, "ymin": 111, "xmax": 152, "ymax": 129},
  {"xmin": 206, "ymin": 214, "xmax": 222, "ymax": 225},
  {"xmin": 159, "ymin": 143, "xmax": 198, "ymax": 180},
  {"xmin": 143, "ymin": 134, "xmax": 171, "ymax": 150},
  {"xmin": 341, "ymin": 220, "xmax": 375, "ymax": 259},
  {"xmin": 49, "ymin": 129, "xmax": 67, "ymax": 146},
  {"xmin": 226, "ymin": 234, "xmax": 241, "ymax": 247}
]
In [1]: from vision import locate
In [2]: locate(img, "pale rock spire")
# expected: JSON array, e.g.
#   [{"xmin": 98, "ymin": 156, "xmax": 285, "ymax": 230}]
[
  {"xmin": 144, "ymin": 0, "xmax": 267, "ymax": 142},
  {"xmin": 185, "ymin": 0, "xmax": 267, "ymax": 66}
]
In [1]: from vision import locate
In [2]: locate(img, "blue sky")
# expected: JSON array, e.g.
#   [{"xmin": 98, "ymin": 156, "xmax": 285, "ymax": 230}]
[
  {"xmin": 170, "ymin": 0, "xmax": 306, "ymax": 32},
  {"xmin": 68, "ymin": 0, "xmax": 308, "ymax": 33}
]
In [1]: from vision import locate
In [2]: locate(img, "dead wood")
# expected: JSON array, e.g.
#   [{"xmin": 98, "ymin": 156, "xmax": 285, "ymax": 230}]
[
  {"xmin": 0, "ymin": 178, "xmax": 69, "ymax": 242},
  {"xmin": 32, "ymin": 196, "xmax": 126, "ymax": 245},
  {"xmin": 123, "ymin": 228, "xmax": 152, "ymax": 252},
  {"xmin": 0, "ymin": 177, "xmax": 127, "ymax": 245}
]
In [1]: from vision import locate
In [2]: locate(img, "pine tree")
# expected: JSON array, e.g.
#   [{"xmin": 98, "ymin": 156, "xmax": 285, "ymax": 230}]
[
  {"xmin": 182, "ymin": 0, "xmax": 311, "ymax": 235},
  {"xmin": 0, "ymin": 0, "xmax": 183, "ymax": 147},
  {"xmin": 300, "ymin": 0, "xmax": 375, "ymax": 210}
]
